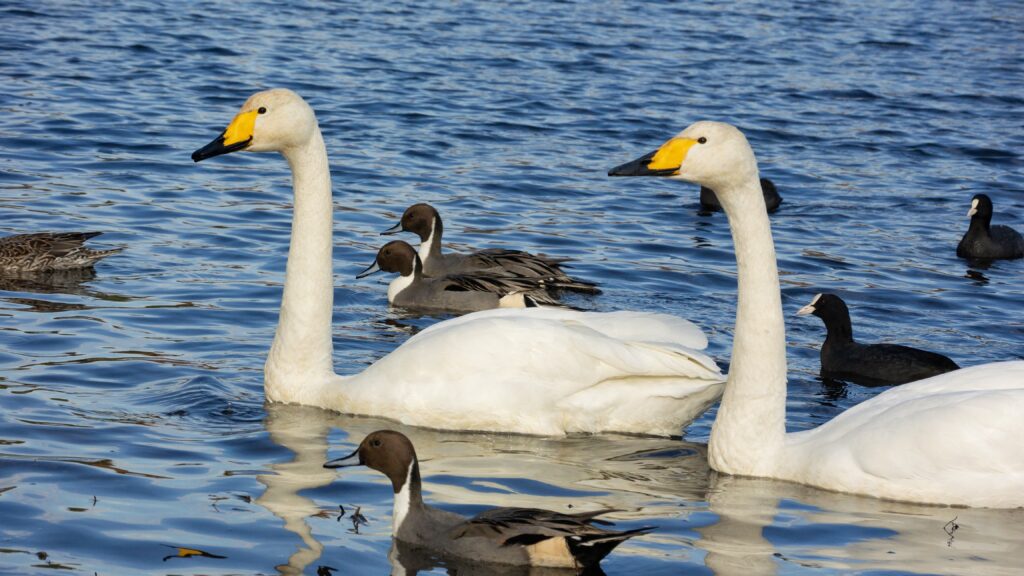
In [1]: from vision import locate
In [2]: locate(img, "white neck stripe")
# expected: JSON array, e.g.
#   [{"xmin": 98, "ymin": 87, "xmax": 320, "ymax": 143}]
[{"xmin": 392, "ymin": 463, "xmax": 413, "ymax": 535}]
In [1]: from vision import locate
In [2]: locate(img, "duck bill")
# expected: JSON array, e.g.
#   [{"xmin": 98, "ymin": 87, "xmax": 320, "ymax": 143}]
[
  {"xmin": 324, "ymin": 448, "xmax": 362, "ymax": 469},
  {"xmin": 795, "ymin": 303, "xmax": 816, "ymax": 316},
  {"xmin": 608, "ymin": 137, "xmax": 697, "ymax": 177},
  {"xmin": 380, "ymin": 221, "xmax": 404, "ymax": 236},
  {"xmin": 356, "ymin": 260, "xmax": 382, "ymax": 279},
  {"xmin": 191, "ymin": 109, "xmax": 258, "ymax": 162}
]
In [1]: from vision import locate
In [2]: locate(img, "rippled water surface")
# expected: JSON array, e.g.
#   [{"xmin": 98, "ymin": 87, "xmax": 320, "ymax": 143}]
[{"xmin": 2, "ymin": 1, "xmax": 1023, "ymax": 574}]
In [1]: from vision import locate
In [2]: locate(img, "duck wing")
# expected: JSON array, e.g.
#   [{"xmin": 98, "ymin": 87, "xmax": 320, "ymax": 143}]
[{"xmin": 451, "ymin": 507, "xmax": 654, "ymax": 567}]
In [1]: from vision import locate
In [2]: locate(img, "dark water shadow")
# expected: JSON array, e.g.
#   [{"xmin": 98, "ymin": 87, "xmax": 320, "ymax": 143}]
[{"xmin": 0, "ymin": 268, "xmax": 136, "ymax": 310}]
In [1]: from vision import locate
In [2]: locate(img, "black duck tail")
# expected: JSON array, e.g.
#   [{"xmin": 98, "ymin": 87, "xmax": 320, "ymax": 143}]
[{"xmin": 567, "ymin": 526, "xmax": 655, "ymax": 568}]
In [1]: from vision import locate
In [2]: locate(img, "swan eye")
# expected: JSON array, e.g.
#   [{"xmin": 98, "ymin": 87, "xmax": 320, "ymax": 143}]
[
  {"xmin": 697, "ymin": 137, "xmax": 707, "ymax": 144},
  {"xmin": 258, "ymin": 107, "xmax": 267, "ymax": 114}
]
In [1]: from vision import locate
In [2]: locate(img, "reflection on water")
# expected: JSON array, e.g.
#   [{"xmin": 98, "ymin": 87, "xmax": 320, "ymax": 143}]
[
  {"xmin": 254, "ymin": 404, "xmax": 1024, "ymax": 576},
  {"xmin": 258, "ymin": 404, "xmax": 337, "ymax": 575}
]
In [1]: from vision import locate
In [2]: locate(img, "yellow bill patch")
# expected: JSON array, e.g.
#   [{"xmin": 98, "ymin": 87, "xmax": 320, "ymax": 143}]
[
  {"xmin": 223, "ymin": 110, "xmax": 258, "ymax": 146},
  {"xmin": 647, "ymin": 137, "xmax": 696, "ymax": 172}
]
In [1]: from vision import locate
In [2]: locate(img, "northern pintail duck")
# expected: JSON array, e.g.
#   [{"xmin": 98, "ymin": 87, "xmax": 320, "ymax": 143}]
[
  {"xmin": 381, "ymin": 203, "xmax": 600, "ymax": 294},
  {"xmin": 0, "ymin": 232, "xmax": 121, "ymax": 272},
  {"xmin": 325, "ymin": 430, "xmax": 653, "ymax": 570},
  {"xmin": 610, "ymin": 120, "xmax": 1024, "ymax": 507},
  {"xmin": 191, "ymin": 89, "xmax": 723, "ymax": 436},
  {"xmin": 956, "ymin": 194, "xmax": 1024, "ymax": 260},
  {"xmin": 700, "ymin": 177, "xmax": 781, "ymax": 212},
  {"xmin": 797, "ymin": 293, "xmax": 959, "ymax": 386},
  {"xmin": 357, "ymin": 240, "xmax": 558, "ymax": 313}
]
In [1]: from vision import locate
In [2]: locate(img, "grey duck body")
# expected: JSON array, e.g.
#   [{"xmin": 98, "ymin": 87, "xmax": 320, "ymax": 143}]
[
  {"xmin": 359, "ymin": 240, "xmax": 558, "ymax": 314},
  {"xmin": 382, "ymin": 203, "xmax": 600, "ymax": 294},
  {"xmin": 325, "ymin": 431, "xmax": 652, "ymax": 570},
  {"xmin": 0, "ymin": 232, "xmax": 121, "ymax": 272}
]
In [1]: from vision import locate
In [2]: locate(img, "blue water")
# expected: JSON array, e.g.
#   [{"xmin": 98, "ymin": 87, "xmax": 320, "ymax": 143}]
[{"xmin": 2, "ymin": 1, "xmax": 1023, "ymax": 574}]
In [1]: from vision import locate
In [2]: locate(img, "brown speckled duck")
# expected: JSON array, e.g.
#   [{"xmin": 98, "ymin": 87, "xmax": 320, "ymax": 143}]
[{"xmin": 0, "ymin": 232, "xmax": 121, "ymax": 273}]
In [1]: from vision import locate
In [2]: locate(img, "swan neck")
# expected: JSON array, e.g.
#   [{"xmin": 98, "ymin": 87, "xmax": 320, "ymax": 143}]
[
  {"xmin": 708, "ymin": 176, "xmax": 787, "ymax": 475},
  {"xmin": 264, "ymin": 127, "xmax": 338, "ymax": 401}
]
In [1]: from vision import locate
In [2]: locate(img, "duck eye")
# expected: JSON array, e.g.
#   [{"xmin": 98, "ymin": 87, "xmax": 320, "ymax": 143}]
[
  {"xmin": 258, "ymin": 107, "xmax": 267, "ymax": 114},
  {"xmin": 697, "ymin": 137, "xmax": 707, "ymax": 144},
  {"xmin": 372, "ymin": 439, "xmax": 382, "ymax": 447}
]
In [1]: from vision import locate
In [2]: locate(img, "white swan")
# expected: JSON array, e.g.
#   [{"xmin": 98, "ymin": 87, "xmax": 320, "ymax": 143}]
[
  {"xmin": 191, "ymin": 89, "xmax": 723, "ymax": 436},
  {"xmin": 609, "ymin": 121, "xmax": 1024, "ymax": 507}
]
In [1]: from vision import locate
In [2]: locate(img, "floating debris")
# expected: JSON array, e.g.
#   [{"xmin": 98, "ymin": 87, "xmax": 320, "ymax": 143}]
[
  {"xmin": 349, "ymin": 505, "xmax": 369, "ymax": 534},
  {"xmin": 161, "ymin": 545, "xmax": 227, "ymax": 562},
  {"xmin": 944, "ymin": 516, "xmax": 959, "ymax": 547}
]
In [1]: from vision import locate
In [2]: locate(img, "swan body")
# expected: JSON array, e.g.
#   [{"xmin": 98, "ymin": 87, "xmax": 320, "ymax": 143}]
[
  {"xmin": 0, "ymin": 232, "xmax": 121, "ymax": 272},
  {"xmin": 192, "ymin": 89, "xmax": 723, "ymax": 436},
  {"xmin": 610, "ymin": 121, "xmax": 1024, "ymax": 507}
]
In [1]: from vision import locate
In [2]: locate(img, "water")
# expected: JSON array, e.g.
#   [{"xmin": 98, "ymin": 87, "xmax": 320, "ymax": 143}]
[{"xmin": 2, "ymin": 0, "xmax": 1023, "ymax": 574}]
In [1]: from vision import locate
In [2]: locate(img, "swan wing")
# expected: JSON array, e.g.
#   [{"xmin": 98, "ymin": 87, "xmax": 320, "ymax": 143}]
[
  {"xmin": 417, "ymin": 307, "xmax": 710, "ymax": 350},
  {"xmin": 344, "ymin": 309, "xmax": 723, "ymax": 435}
]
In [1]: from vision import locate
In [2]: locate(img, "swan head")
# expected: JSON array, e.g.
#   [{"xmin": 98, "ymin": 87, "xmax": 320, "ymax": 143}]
[
  {"xmin": 324, "ymin": 430, "xmax": 418, "ymax": 493},
  {"xmin": 608, "ymin": 121, "xmax": 758, "ymax": 192},
  {"xmin": 967, "ymin": 193, "xmax": 992, "ymax": 220},
  {"xmin": 192, "ymin": 88, "xmax": 317, "ymax": 162},
  {"xmin": 356, "ymin": 240, "xmax": 419, "ymax": 279},
  {"xmin": 381, "ymin": 203, "xmax": 439, "ymax": 241}
]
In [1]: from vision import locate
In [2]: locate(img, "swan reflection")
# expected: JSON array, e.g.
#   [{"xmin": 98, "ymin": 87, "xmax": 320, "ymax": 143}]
[{"xmin": 257, "ymin": 404, "xmax": 1024, "ymax": 575}]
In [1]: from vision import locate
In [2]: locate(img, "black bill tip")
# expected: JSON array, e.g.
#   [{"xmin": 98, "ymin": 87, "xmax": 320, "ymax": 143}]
[
  {"xmin": 608, "ymin": 149, "xmax": 677, "ymax": 177},
  {"xmin": 192, "ymin": 132, "xmax": 251, "ymax": 163},
  {"xmin": 380, "ymin": 222, "xmax": 404, "ymax": 236}
]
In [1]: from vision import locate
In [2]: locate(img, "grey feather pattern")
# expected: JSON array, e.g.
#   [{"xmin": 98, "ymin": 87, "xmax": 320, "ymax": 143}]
[{"xmin": 450, "ymin": 507, "xmax": 628, "ymax": 545}]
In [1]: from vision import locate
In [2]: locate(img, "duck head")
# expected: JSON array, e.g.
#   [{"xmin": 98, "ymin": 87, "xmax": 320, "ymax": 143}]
[
  {"xmin": 382, "ymin": 203, "xmax": 440, "ymax": 242},
  {"xmin": 356, "ymin": 240, "xmax": 420, "ymax": 279},
  {"xmin": 324, "ymin": 430, "xmax": 418, "ymax": 494},
  {"xmin": 192, "ymin": 88, "xmax": 317, "ymax": 161},
  {"xmin": 608, "ymin": 121, "xmax": 759, "ymax": 194},
  {"xmin": 797, "ymin": 293, "xmax": 854, "ymax": 340},
  {"xmin": 967, "ymin": 193, "xmax": 993, "ymax": 224}
]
